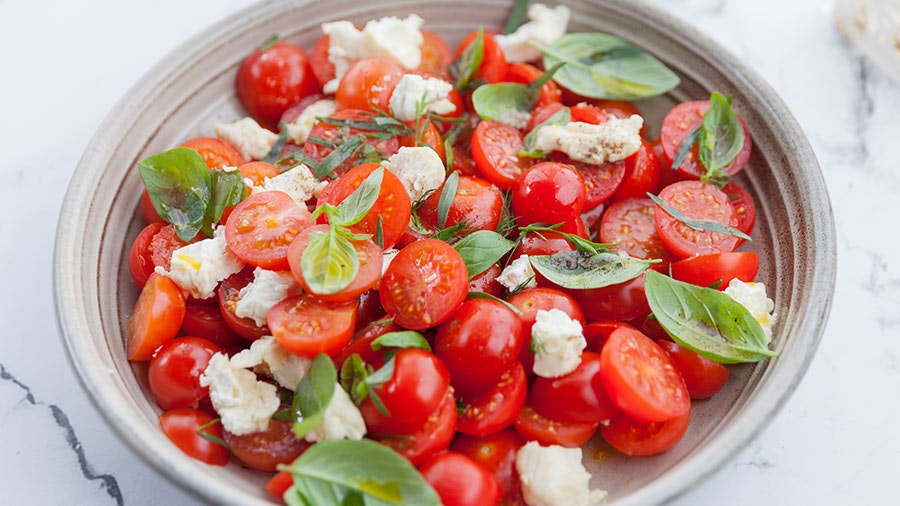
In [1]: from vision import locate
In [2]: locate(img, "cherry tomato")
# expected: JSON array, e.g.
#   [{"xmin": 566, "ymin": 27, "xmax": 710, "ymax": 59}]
[
  {"xmin": 613, "ymin": 140, "xmax": 662, "ymax": 202},
  {"xmin": 267, "ymin": 294, "xmax": 357, "ymax": 358},
  {"xmin": 723, "ymin": 181, "xmax": 757, "ymax": 237},
  {"xmin": 654, "ymin": 180, "xmax": 740, "ymax": 258},
  {"xmin": 511, "ymin": 231, "xmax": 576, "ymax": 259},
  {"xmin": 599, "ymin": 327, "xmax": 690, "ymax": 423},
  {"xmin": 549, "ymin": 152, "xmax": 626, "ymax": 210},
  {"xmin": 217, "ymin": 267, "xmax": 269, "ymax": 341},
  {"xmin": 333, "ymin": 321, "xmax": 398, "ymax": 372},
  {"xmin": 371, "ymin": 387, "xmax": 457, "ymax": 466},
  {"xmin": 159, "ymin": 409, "xmax": 229, "ymax": 466},
  {"xmin": 379, "ymin": 239, "xmax": 468, "ymax": 330},
  {"xmin": 416, "ymin": 174, "xmax": 505, "ymax": 233},
  {"xmin": 336, "ymin": 57, "xmax": 405, "ymax": 113},
  {"xmin": 454, "ymin": 30, "xmax": 508, "ymax": 84},
  {"xmin": 583, "ymin": 320, "xmax": 636, "ymax": 352},
  {"xmin": 601, "ymin": 410, "xmax": 691, "ymax": 456},
  {"xmin": 224, "ymin": 190, "xmax": 313, "ymax": 270},
  {"xmin": 419, "ymin": 451, "xmax": 503, "ymax": 506},
  {"xmin": 265, "ymin": 471, "xmax": 294, "ymax": 499},
  {"xmin": 451, "ymin": 429, "xmax": 526, "ymax": 505},
  {"xmin": 237, "ymin": 41, "xmax": 321, "ymax": 125},
  {"xmin": 657, "ymin": 340, "xmax": 731, "ymax": 399},
  {"xmin": 503, "ymin": 63, "xmax": 562, "ymax": 107},
  {"xmin": 399, "ymin": 119, "xmax": 447, "ymax": 162},
  {"xmin": 303, "ymin": 109, "xmax": 401, "ymax": 177},
  {"xmin": 126, "ymin": 272, "xmax": 186, "ymax": 361},
  {"xmin": 224, "ymin": 419, "xmax": 310, "ymax": 472},
  {"xmin": 456, "ymin": 362, "xmax": 528, "ymax": 437},
  {"xmin": 180, "ymin": 137, "xmax": 246, "ymax": 169},
  {"xmin": 530, "ymin": 352, "xmax": 620, "ymax": 424},
  {"xmin": 512, "ymin": 161, "xmax": 587, "ymax": 226},
  {"xmin": 417, "ymin": 30, "xmax": 454, "ymax": 78},
  {"xmin": 471, "ymin": 120, "xmax": 529, "ymax": 190},
  {"xmin": 141, "ymin": 190, "xmax": 165, "ymax": 223},
  {"xmin": 513, "ymin": 403, "xmax": 599, "ymax": 448},
  {"xmin": 139, "ymin": 223, "xmax": 197, "ymax": 278},
  {"xmin": 308, "ymin": 34, "xmax": 335, "ymax": 89},
  {"xmin": 507, "ymin": 287, "xmax": 584, "ymax": 375},
  {"xmin": 129, "ymin": 222, "xmax": 166, "ymax": 287},
  {"xmin": 659, "ymin": 100, "xmax": 752, "ymax": 180},
  {"xmin": 148, "ymin": 337, "xmax": 221, "ymax": 410},
  {"xmin": 567, "ymin": 273, "xmax": 651, "ymax": 322},
  {"xmin": 180, "ymin": 301, "xmax": 244, "ymax": 348},
  {"xmin": 599, "ymin": 197, "xmax": 678, "ymax": 265},
  {"xmin": 434, "ymin": 298, "xmax": 525, "ymax": 395},
  {"xmin": 670, "ymin": 251, "xmax": 759, "ymax": 290},
  {"xmin": 238, "ymin": 161, "xmax": 280, "ymax": 188},
  {"xmin": 467, "ymin": 263, "xmax": 504, "ymax": 297}
]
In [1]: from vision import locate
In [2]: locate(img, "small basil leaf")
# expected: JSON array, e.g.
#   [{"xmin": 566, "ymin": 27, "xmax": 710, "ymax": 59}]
[
  {"xmin": 529, "ymin": 250, "xmax": 652, "ymax": 289},
  {"xmin": 334, "ymin": 167, "xmax": 384, "ymax": 227},
  {"xmin": 471, "ymin": 83, "xmax": 533, "ymax": 128},
  {"xmin": 437, "ymin": 171, "xmax": 460, "ymax": 229},
  {"xmin": 671, "ymin": 123, "xmax": 701, "ymax": 171},
  {"xmin": 204, "ymin": 168, "xmax": 247, "ymax": 235},
  {"xmin": 520, "ymin": 107, "xmax": 572, "ymax": 158},
  {"xmin": 263, "ymin": 123, "xmax": 290, "ymax": 164},
  {"xmin": 292, "ymin": 354, "xmax": 337, "ymax": 439},
  {"xmin": 698, "ymin": 92, "xmax": 745, "ymax": 180},
  {"xmin": 260, "ymin": 34, "xmax": 280, "ymax": 52},
  {"xmin": 370, "ymin": 331, "xmax": 431, "ymax": 352},
  {"xmin": 644, "ymin": 270, "xmax": 778, "ymax": 363},
  {"xmin": 300, "ymin": 229, "xmax": 360, "ymax": 295},
  {"xmin": 281, "ymin": 439, "xmax": 442, "ymax": 505},
  {"xmin": 647, "ymin": 192, "xmax": 751, "ymax": 241},
  {"xmin": 504, "ymin": 0, "xmax": 531, "ymax": 34},
  {"xmin": 452, "ymin": 230, "xmax": 516, "ymax": 278},
  {"xmin": 315, "ymin": 135, "xmax": 364, "ymax": 179},
  {"xmin": 466, "ymin": 291, "xmax": 523, "ymax": 316},
  {"xmin": 138, "ymin": 147, "xmax": 212, "ymax": 242},
  {"xmin": 339, "ymin": 354, "xmax": 368, "ymax": 405},
  {"xmin": 450, "ymin": 28, "xmax": 485, "ymax": 91},
  {"xmin": 537, "ymin": 33, "xmax": 680, "ymax": 100}
]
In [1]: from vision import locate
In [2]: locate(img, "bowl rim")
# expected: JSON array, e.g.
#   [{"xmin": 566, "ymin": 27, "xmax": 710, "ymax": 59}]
[{"xmin": 54, "ymin": 0, "xmax": 837, "ymax": 504}]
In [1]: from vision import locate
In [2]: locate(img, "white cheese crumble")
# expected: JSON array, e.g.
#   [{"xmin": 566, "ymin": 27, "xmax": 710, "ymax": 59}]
[
  {"xmin": 724, "ymin": 279, "xmax": 777, "ymax": 343},
  {"xmin": 495, "ymin": 3, "xmax": 571, "ymax": 63},
  {"xmin": 258, "ymin": 164, "xmax": 327, "ymax": 206},
  {"xmin": 497, "ymin": 255, "xmax": 537, "ymax": 291},
  {"xmin": 214, "ymin": 117, "xmax": 278, "ymax": 161},
  {"xmin": 154, "ymin": 226, "xmax": 244, "ymax": 300},
  {"xmin": 515, "ymin": 442, "xmax": 607, "ymax": 506},
  {"xmin": 535, "ymin": 115, "xmax": 644, "ymax": 164},
  {"xmin": 303, "ymin": 384, "xmax": 367, "ymax": 443},
  {"xmin": 496, "ymin": 107, "xmax": 533, "ymax": 130},
  {"xmin": 321, "ymin": 15, "xmax": 424, "ymax": 93},
  {"xmin": 389, "ymin": 74, "xmax": 456, "ymax": 121},
  {"xmin": 381, "ymin": 146, "xmax": 445, "ymax": 203},
  {"xmin": 199, "ymin": 352, "xmax": 280, "ymax": 436},
  {"xmin": 285, "ymin": 98, "xmax": 337, "ymax": 145},
  {"xmin": 234, "ymin": 268, "xmax": 300, "ymax": 327},
  {"xmin": 531, "ymin": 308, "xmax": 586, "ymax": 378},
  {"xmin": 230, "ymin": 335, "xmax": 310, "ymax": 391}
]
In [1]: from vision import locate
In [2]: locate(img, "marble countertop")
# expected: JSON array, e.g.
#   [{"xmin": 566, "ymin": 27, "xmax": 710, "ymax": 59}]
[{"xmin": 1, "ymin": 0, "xmax": 897, "ymax": 504}]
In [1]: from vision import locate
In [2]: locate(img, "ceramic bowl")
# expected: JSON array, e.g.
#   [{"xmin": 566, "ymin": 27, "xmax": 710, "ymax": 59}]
[{"xmin": 54, "ymin": 0, "xmax": 836, "ymax": 504}]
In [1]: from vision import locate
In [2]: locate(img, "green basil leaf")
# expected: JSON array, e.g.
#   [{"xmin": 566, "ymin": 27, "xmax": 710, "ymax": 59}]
[
  {"xmin": 339, "ymin": 354, "xmax": 368, "ymax": 404},
  {"xmin": 292, "ymin": 354, "xmax": 337, "ymax": 439},
  {"xmin": 334, "ymin": 167, "xmax": 384, "ymax": 227},
  {"xmin": 204, "ymin": 168, "xmax": 247, "ymax": 236},
  {"xmin": 466, "ymin": 291, "xmax": 523, "ymax": 316},
  {"xmin": 471, "ymin": 82, "xmax": 533, "ymax": 128},
  {"xmin": 436, "ymin": 171, "xmax": 459, "ymax": 229},
  {"xmin": 263, "ymin": 123, "xmax": 290, "ymax": 164},
  {"xmin": 315, "ymin": 135, "xmax": 365, "ymax": 179},
  {"xmin": 529, "ymin": 250, "xmax": 652, "ymax": 289},
  {"xmin": 504, "ymin": 0, "xmax": 531, "ymax": 34},
  {"xmin": 671, "ymin": 122, "xmax": 701, "ymax": 171},
  {"xmin": 138, "ymin": 147, "xmax": 212, "ymax": 242},
  {"xmin": 519, "ymin": 106, "xmax": 572, "ymax": 158},
  {"xmin": 301, "ymin": 229, "xmax": 360, "ymax": 294},
  {"xmin": 370, "ymin": 331, "xmax": 431, "ymax": 352},
  {"xmin": 363, "ymin": 357, "xmax": 394, "ymax": 416},
  {"xmin": 698, "ymin": 92, "xmax": 745, "ymax": 177},
  {"xmin": 260, "ymin": 33, "xmax": 280, "ymax": 52},
  {"xmin": 452, "ymin": 230, "xmax": 516, "ymax": 278},
  {"xmin": 644, "ymin": 270, "xmax": 778, "ymax": 363},
  {"xmin": 450, "ymin": 28, "xmax": 484, "ymax": 91},
  {"xmin": 537, "ymin": 33, "xmax": 680, "ymax": 100},
  {"xmin": 647, "ymin": 192, "xmax": 751, "ymax": 241},
  {"xmin": 281, "ymin": 439, "xmax": 441, "ymax": 506}
]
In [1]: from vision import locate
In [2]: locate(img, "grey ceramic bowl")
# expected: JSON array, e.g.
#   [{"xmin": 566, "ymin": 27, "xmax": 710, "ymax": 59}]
[{"xmin": 54, "ymin": 0, "xmax": 836, "ymax": 504}]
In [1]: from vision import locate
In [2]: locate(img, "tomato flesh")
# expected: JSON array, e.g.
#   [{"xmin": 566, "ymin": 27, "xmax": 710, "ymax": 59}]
[
  {"xmin": 126, "ymin": 272, "xmax": 186, "ymax": 361},
  {"xmin": 159, "ymin": 409, "xmax": 230, "ymax": 466},
  {"xmin": 267, "ymin": 294, "xmax": 357, "ymax": 358}
]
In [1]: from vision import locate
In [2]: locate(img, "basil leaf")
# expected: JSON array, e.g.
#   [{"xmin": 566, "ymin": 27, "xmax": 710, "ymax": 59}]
[
  {"xmin": 471, "ymin": 83, "xmax": 533, "ymax": 127},
  {"xmin": 292, "ymin": 354, "xmax": 337, "ymax": 439},
  {"xmin": 466, "ymin": 291, "xmax": 523, "ymax": 316},
  {"xmin": 263, "ymin": 123, "xmax": 290, "ymax": 164},
  {"xmin": 450, "ymin": 28, "xmax": 484, "ymax": 91},
  {"xmin": 371, "ymin": 331, "xmax": 431, "ymax": 352},
  {"xmin": 537, "ymin": 33, "xmax": 680, "ymax": 100},
  {"xmin": 647, "ymin": 192, "xmax": 751, "ymax": 241},
  {"xmin": 260, "ymin": 33, "xmax": 280, "ymax": 52},
  {"xmin": 334, "ymin": 167, "xmax": 384, "ymax": 227},
  {"xmin": 671, "ymin": 123, "xmax": 701, "ymax": 171},
  {"xmin": 138, "ymin": 147, "xmax": 212, "ymax": 241},
  {"xmin": 436, "ymin": 171, "xmax": 459, "ymax": 229},
  {"xmin": 529, "ymin": 250, "xmax": 652, "ymax": 289},
  {"xmin": 301, "ymin": 229, "xmax": 360, "ymax": 294},
  {"xmin": 504, "ymin": 0, "xmax": 531, "ymax": 34},
  {"xmin": 315, "ymin": 135, "xmax": 364, "ymax": 179},
  {"xmin": 452, "ymin": 230, "xmax": 516, "ymax": 278},
  {"xmin": 698, "ymin": 92, "xmax": 745, "ymax": 181},
  {"xmin": 204, "ymin": 168, "xmax": 247, "ymax": 236},
  {"xmin": 644, "ymin": 270, "xmax": 777, "ymax": 363},
  {"xmin": 282, "ymin": 439, "xmax": 441, "ymax": 506},
  {"xmin": 339, "ymin": 354, "xmax": 368, "ymax": 404}
]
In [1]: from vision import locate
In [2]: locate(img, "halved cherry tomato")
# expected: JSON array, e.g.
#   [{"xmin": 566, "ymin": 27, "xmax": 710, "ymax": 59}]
[
  {"xmin": 237, "ymin": 41, "xmax": 321, "ymax": 126},
  {"xmin": 379, "ymin": 239, "xmax": 468, "ymax": 330},
  {"xmin": 566, "ymin": 273, "xmax": 651, "ymax": 322},
  {"xmin": 224, "ymin": 190, "xmax": 313, "ymax": 270},
  {"xmin": 371, "ymin": 387, "xmax": 457, "ymax": 466},
  {"xmin": 513, "ymin": 403, "xmax": 599, "ymax": 448},
  {"xmin": 148, "ymin": 337, "xmax": 221, "ymax": 410},
  {"xmin": 399, "ymin": 119, "xmax": 447, "ymax": 162},
  {"xmin": 180, "ymin": 137, "xmax": 246, "ymax": 169},
  {"xmin": 657, "ymin": 340, "xmax": 731, "ymax": 399},
  {"xmin": 417, "ymin": 174, "xmax": 505, "ymax": 233},
  {"xmin": 467, "ymin": 263, "xmax": 503, "ymax": 297},
  {"xmin": 454, "ymin": 30, "xmax": 508, "ymax": 84},
  {"xmin": 723, "ymin": 181, "xmax": 757, "ymax": 237},
  {"xmin": 239, "ymin": 161, "xmax": 280, "ymax": 188},
  {"xmin": 140, "ymin": 223, "xmax": 197, "ymax": 277},
  {"xmin": 419, "ymin": 451, "xmax": 503, "ymax": 506},
  {"xmin": 670, "ymin": 251, "xmax": 759, "ymax": 290},
  {"xmin": 333, "ymin": 320, "xmax": 398, "ymax": 371},
  {"xmin": 654, "ymin": 180, "xmax": 740, "ymax": 258},
  {"xmin": 180, "ymin": 301, "xmax": 244, "ymax": 348},
  {"xmin": 583, "ymin": 320, "xmax": 636, "ymax": 352},
  {"xmin": 417, "ymin": 30, "xmax": 455, "ymax": 78},
  {"xmin": 549, "ymin": 152, "xmax": 626, "ymax": 210},
  {"xmin": 599, "ymin": 197, "xmax": 678, "ymax": 266},
  {"xmin": 511, "ymin": 231, "xmax": 576, "ymax": 259},
  {"xmin": 507, "ymin": 287, "xmax": 584, "ymax": 375},
  {"xmin": 224, "ymin": 419, "xmax": 310, "ymax": 472},
  {"xmin": 336, "ymin": 57, "xmax": 405, "ymax": 113},
  {"xmin": 471, "ymin": 120, "xmax": 530, "ymax": 190},
  {"xmin": 141, "ymin": 190, "xmax": 165, "ymax": 224},
  {"xmin": 303, "ymin": 109, "xmax": 401, "ymax": 177},
  {"xmin": 613, "ymin": 140, "xmax": 662, "ymax": 202},
  {"xmin": 129, "ymin": 222, "xmax": 166, "ymax": 287},
  {"xmin": 126, "ymin": 272, "xmax": 186, "ymax": 361},
  {"xmin": 159, "ymin": 409, "xmax": 229, "ymax": 466},
  {"xmin": 217, "ymin": 267, "xmax": 269, "ymax": 341},
  {"xmin": 265, "ymin": 471, "xmax": 294, "ymax": 499},
  {"xmin": 529, "ymin": 352, "xmax": 620, "ymax": 424},
  {"xmin": 456, "ymin": 362, "xmax": 528, "ymax": 437},
  {"xmin": 267, "ymin": 294, "xmax": 357, "ymax": 357},
  {"xmin": 601, "ymin": 410, "xmax": 691, "ymax": 456},
  {"xmin": 451, "ymin": 429, "xmax": 526, "ymax": 505},
  {"xmin": 308, "ymin": 34, "xmax": 335, "ymax": 89},
  {"xmin": 599, "ymin": 327, "xmax": 690, "ymax": 423},
  {"xmin": 659, "ymin": 100, "xmax": 752, "ymax": 180},
  {"xmin": 512, "ymin": 161, "xmax": 587, "ymax": 226}
]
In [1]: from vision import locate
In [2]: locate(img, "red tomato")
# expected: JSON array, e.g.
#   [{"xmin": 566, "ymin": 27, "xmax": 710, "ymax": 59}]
[
  {"xmin": 287, "ymin": 224, "xmax": 383, "ymax": 303},
  {"xmin": 333, "ymin": 321, "xmax": 398, "ymax": 371},
  {"xmin": 567, "ymin": 273, "xmax": 651, "ymax": 322},
  {"xmin": 217, "ymin": 268, "xmax": 269, "ymax": 341},
  {"xmin": 601, "ymin": 410, "xmax": 691, "ymax": 456},
  {"xmin": 723, "ymin": 181, "xmax": 757, "ymax": 236},
  {"xmin": 434, "ymin": 298, "xmax": 525, "ymax": 395},
  {"xmin": 379, "ymin": 239, "xmax": 468, "ymax": 330},
  {"xmin": 159, "ymin": 409, "xmax": 229, "ymax": 466},
  {"xmin": 419, "ymin": 451, "xmax": 503, "ymax": 506},
  {"xmin": 129, "ymin": 222, "xmax": 166, "ymax": 287},
  {"xmin": 399, "ymin": 119, "xmax": 447, "ymax": 162},
  {"xmin": 148, "ymin": 337, "xmax": 221, "ymax": 410},
  {"xmin": 417, "ymin": 30, "xmax": 455, "ymax": 78},
  {"xmin": 267, "ymin": 294, "xmax": 357, "ymax": 358},
  {"xmin": 180, "ymin": 137, "xmax": 246, "ymax": 169},
  {"xmin": 514, "ymin": 403, "xmax": 599, "ymax": 448},
  {"xmin": 503, "ymin": 63, "xmax": 562, "ymax": 107},
  {"xmin": 371, "ymin": 387, "xmax": 457, "ymax": 466},
  {"xmin": 511, "ymin": 231, "xmax": 576, "ymax": 259},
  {"xmin": 467, "ymin": 263, "xmax": 504, "ymax": 297},
  {"xmin": 417, "ymin": 174, "xmax": 505, "ymax": 233},
  {"xmin": 180, "ymin": 300, "xmax": 244, "ymax": 348},
  {"xmin": 507, "ymin": 287, "xmax": 584, "ymax": 375},
  {"xmin": 335, "ymin": 57, "xmax": 405, "ymax": 113},
  {"xmin": 599, "ymin": 327, "xmax": 690, "ymax": 423},
  {"xmin": 549, "ymin": 153, "xmax": 627, "ymax": 210},
  {"xmin": 126, "ymin": 273, "xmax": 186, "ymax": 361},
  {"xmin": 613, "ymin": 140, "xmax": 662, "ymax": 202},
  {"xmin": 359, "ymin": 348, "xmax": 451, "ymax": 435},
  {"xmin": 599, "ymin": 197, "xmax": 678, "ymax": 265},
  {"xmin": 583, "ymin": 320, "xmax": 636, "ymax": 352},
  {"xmin": 512, "ymin": 161, "xmax": 587, "ymax": 226},
  {"xmin": 654, "ymin": 180, "xmax": 740, "ymax": 258},
  {"xmin": 140, "ymin": 223, "xmax": 197, "ymax": 277},
  {"xmin": 224, "ymin": 191, "xmax": 313, "ymax": 270},
  {"xmin": 659, "ymin": 100, "xmax": 752, "ymax": 180},
  {"xmin": 303, "ymin": 109, "xmax": 401, "ymax": 177},
  {"xmin": 670, "ymin": 251, "xmax": 759, "ymax": 290},
  {"xmin": 238, "ymin": 161, "xmax": 280, "ymax": 188},
  {"xmin": 237, "ymin": 41, "xmax": 321, "ymax": 126},
  {"xmin": 657, "ymin": 340, "xmax": 731, "ymax": 399},
  {"xmin": 265, "ymin": 471, "xmax": 294, "ymax": 499},
  {"xmin": 456, "ymin": 363, "xmax": 528, "ymax": 437},
  {"xmin": 529, "ymin": 352, "xmax": 620, "ymax": 424},
  {"xmin": 451, "ymin": 429, "xmax": 526, "ymax": 505},
  {"xmin": 308, "ymin": 35, "xmax": 335, "ymax": 89},
  {"xmin": 454, "ymin": 30, "xmax": 508, "ymax": 84},
  {"xmin": 224, "ymin": 419, "xmax": 310, "ymax": 472},
  {"xmin": 471, "ymin": 120, "xmax": 530, "ymax": 190},
  {"xmin": 140, "ymin": 190, "xmax": 165, "ymax": 224}
]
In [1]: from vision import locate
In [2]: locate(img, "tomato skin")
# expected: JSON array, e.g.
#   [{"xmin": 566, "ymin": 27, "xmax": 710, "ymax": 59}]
[
  {"xmin": 660, "ymin": 100, "xmax": 752, "ymax": 180},
  {"xmin": 613, "ymin": 140, "xmax": 662, "ymax": 202},
  {"xmin": 126, "ymin": 273, "xmax": 186, "ymax": 361},
  {"xmin": 309, "ymin": 35, "xmax": 335, "ymax": 89},
  {"xmin": 417, "ymin": 174, "xmax": 505, "ymax": 233},
  {"xmin": 180, "ymin": 301, "xmax": 244, "ymax": 348},
  {"xmin": 503, "ymin": 62, "xmax": 561, "ymax": 107},
  {"xmin": 148, "ymin": 337, "xmax": 221, "ymax": 410},
  {"xmin": 419, "ymin": 451, "xmax": 503, "ymax": 506},
  {"xmin": 456, "ymin": 362, "xmax": 528, "ymax": 437},
  {"xmin": 599, "ymin": 197, "xmax": 677, "ymax": 266},
  {"xmin": 723, "ymin": 181, "xmax": 757, "ymax": 237},
  {"xmin": 267, "ymin": 294, "xmax": 357, "ymax": 358},
  {"xmin": 601, "ymin": 410, "xmax": 691, "ymax": 456},
  {"xmin": 529, "ymin": 352, "xmax": 620, "ymax": 424},
  {"xmin": 670, "ymin": 251, "xmax": 759, "ymax": 290},
  {"xmin": 372, "ymin": 388, "xmax": 457, "ymax": 466},
  {"xmin": 471, "ymin": 120, "xmax": 529, "ymax": 190},
  {"xmin": 454, "ymin": 30, "xmax": 508, "ymax": 84},
  {"xmin": 599, "ymin": 327, "xmax": 690, "ymax": 423},
  {"xmin": 567, "ymin": 273, "xmax": 650, "ymax": 322},
  {"xmin": 512, "ymin": 161, "xmax": 587, "ymax": 226},
  {"xmin": 654, "ymin": 180, "xmax": 740, "ymax": 258},
  {"xmin": 217, "ymin": 268, "xmax": 269, "ymax": 341},
  {"xmin": 179, "ymin": 137, "xmax": 246, "ymax": 169},
  {"xmin": 224, "ymin": 190, "xmax": 314, "ymax": 270},
  {"xmin": 451, "ymin": 429, "xmax": 526, "ymax": 505},
  {"xmin": 238, "ymin": 161, "xmax": 280, "ymax": 188},
  {"xmin": 467, "ymin": 263, "xmax": 504, "ymax": 297},
  {"xmin": 336, "ymin": 57, "xmax": 405, "ymax": 113},
  {"xmin": 265, "ymin": 471, "xmax": 294, "ymax": 499},
  {"xmin": 159, "ymin": 409, "xmax": 230, "ymax": 466},
  {"xmin": 379, "ymin": 239, "xmax": 468, "ymax": 330},
  {"xmin": 237, "ymin": 41, "xmax": 321, "ymax": 126},
  {"xmin": 434, "ymin": 298, "xmax": 525, "ymax": 395},
  {"xmin": 583, "ymin": 320, "xmax": 636, "ymax": 353},
  {"xmin": 224, "ymin": 419, "xmax": 310, "ymax": 472},
  {"xmin": 141, "ymin": 190, "xmax": 165, "ymax": 224},
  {"xmin": 657, "ymin": 340, "xmax": 731, "ymax": 399},
  {"xmin": 129, "ymin": 222, "xmax": 166, "ymax": 288},
  {"xmin": 511, "ymin": 231, "xmax": 575, "ymax": 259},
  {"xmin": 513, "ymin": 403, "xmax": 599, "ymax": 448},
  {"xmin": 417, "ymin": 30, "xmax": 454, "ymax": 78}
]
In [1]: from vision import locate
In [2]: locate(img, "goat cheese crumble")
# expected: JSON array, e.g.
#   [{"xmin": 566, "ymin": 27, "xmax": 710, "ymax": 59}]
[
  {"xmin": 495, "ymin": 3, "xmax": 571, "ymax": 63},
  {"xmin": 531, "ymin": 308, "xmax": 586, "ymax": 378},
  {"xmin": 389, "ymin": 74, "xmax": 456, "ymax": 121},
  {"xmin": 381, "ymin": 146, "xmax": 445, "ymax": 203},
  {"xmin": 497, "ymin": 255, "xmax": 538, "ymax": 291},
  {"xmin": 516, "ymin": 442, "xmax": 607, "ymax": 506},
  {"xmin": 154, "ymin": 226, "xmax": 244, "ymax": 300},
  {"xmin": 199, "ymin": 353, "xmax": 280, "ymax": 436},
  {"xmin": 214, "ymin": 116, "xmax": 278, "ymax": 161},
  {"xmin": 724, "ymin": 279, "xmax": 777, "ymax": 343},
  {"xmin": 535, "ymin": 115, "xmax": 644, "ymax": 164}
]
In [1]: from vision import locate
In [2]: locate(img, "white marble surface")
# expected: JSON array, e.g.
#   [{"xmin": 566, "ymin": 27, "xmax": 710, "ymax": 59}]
[{"xmin": 1, "ymin": 0, "xmax": 897, "ymax": 504}]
